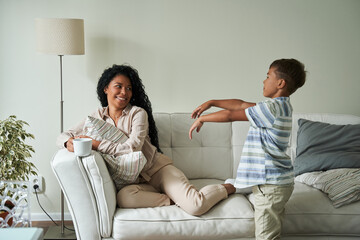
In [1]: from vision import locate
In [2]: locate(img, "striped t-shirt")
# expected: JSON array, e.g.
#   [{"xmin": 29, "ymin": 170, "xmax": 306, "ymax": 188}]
[{"xmin": 234, "ymin": 97, "xmax": 294, "ymax": 188}]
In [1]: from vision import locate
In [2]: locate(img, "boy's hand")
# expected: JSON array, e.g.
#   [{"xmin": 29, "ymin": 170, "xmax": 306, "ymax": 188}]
[
  {"xmin": 189, "ymin": 119, "xmax": 204, "ymax": 139},
  {"xmin": 191, "ymin": 101, "xmax": 212, "ymax": 119}
]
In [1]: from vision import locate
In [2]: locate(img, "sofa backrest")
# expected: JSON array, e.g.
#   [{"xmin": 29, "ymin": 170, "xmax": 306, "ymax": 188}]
[
  {"xmin": 154, "ymin": 112, "xmax": 360, "ymax": 180},
  {"xmin": 154, "ymin": 113, "xmax": 234, "ymax": 180}
]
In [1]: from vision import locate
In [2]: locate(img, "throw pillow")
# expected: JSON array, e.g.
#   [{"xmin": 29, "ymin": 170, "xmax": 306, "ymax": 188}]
[
  {"xmin": 294, "ymin": 119, "xmax": 360, "ymax": 176},
  {"xmin": 84, "ymin": 116, "xmax": 128, "ymax": 143},
  {"xmin": 102, "ymin": 152, "xmax": 147, "ymax": 190},
  {"xmin": 295, "ymin": 168, "xmax": 360, "ymax": 208},
  {"xmin": 84, "ymin": 116, "xmax": 147, "ymax": 190}
]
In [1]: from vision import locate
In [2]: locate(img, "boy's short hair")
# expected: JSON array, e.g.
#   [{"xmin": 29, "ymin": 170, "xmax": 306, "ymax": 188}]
[{"xmin": 270, "ymin": 59, "xmax": 306, "ymax": 95}]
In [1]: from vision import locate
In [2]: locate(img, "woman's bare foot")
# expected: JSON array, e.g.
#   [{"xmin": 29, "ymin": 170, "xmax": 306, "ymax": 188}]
[{"xmin": 222, "ymin": 183, "xmax": 236, "ymax": 195}]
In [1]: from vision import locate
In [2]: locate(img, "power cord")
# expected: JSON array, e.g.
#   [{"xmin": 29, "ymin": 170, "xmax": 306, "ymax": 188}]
[{"xmin": 33, "ymin": 184, "xmax": 75, "ymax": 232}]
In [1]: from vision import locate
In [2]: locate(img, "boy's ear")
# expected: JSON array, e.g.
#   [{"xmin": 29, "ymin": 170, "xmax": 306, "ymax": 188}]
[{"xmin": 278, "ymin": 79, "xmax": 286, "ymax": 89}]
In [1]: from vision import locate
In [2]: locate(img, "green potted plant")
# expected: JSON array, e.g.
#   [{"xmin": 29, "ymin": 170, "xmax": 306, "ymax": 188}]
[{"xmin": 0, "ymin": 115, "xmax": 37, "ymax": 227}]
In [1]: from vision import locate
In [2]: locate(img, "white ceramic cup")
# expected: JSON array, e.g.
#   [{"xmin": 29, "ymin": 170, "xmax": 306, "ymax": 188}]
[{"xmin": 73, "ymin": 138, "xmax": 92, "ymax": 157}]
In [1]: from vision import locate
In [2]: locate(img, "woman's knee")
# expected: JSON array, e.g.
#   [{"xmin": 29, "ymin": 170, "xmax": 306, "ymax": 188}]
[
  {"xmin": 117, "ymin": 185, "xmax": 141, "ymax": 208},
  {"xmin": 175, "ymin": 185, "xmax": 227, "ymax": 216},
  {"xmin": 181, "ymin": 204, "xmax": 209, "ymax": 216}
]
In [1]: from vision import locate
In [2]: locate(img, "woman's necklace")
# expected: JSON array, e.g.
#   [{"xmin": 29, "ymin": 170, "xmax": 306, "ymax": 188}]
[
  {"xmin": 109, "ymin": 110, "xmax": 122, "ymax": 122},
  {"xmin": 110, "ymin": 114, "xmax": 121, "ymax": 120},
  {"xmin": 110, "ymin": 113, "xmax": 121, "ymax": 127}
]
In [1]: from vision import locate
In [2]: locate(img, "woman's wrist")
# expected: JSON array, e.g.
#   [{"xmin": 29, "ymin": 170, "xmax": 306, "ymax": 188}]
[{"xmin": 92, "ymin": 140, "xmax": 101, "ymax": 150}]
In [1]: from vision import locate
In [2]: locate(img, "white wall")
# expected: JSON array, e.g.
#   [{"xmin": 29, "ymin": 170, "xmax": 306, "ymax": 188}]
[{"xmin": 1, "ymin": 0, "xmax": 359, "ymax": 218}]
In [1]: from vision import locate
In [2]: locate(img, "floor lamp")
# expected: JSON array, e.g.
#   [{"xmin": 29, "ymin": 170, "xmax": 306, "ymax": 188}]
[{"xmin": 35, "ymin": 18, "xmax": 85, "ymax": 239}]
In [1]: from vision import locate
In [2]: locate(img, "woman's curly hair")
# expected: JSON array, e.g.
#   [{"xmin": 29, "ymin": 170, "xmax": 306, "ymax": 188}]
[{"xmin": 97, "ymin": 64, "xmax": 162, "ymax": 153}]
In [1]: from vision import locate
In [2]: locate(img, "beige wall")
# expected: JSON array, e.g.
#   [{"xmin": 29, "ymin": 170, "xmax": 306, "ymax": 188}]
[{"xmin": 1, "ymin": 0, "xmax": 359, "ymax": 218}]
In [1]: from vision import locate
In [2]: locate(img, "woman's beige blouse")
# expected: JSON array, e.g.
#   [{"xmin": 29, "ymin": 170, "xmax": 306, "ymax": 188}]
[{"xmin": 56, "ymin": 104, "xmax": 172, "ymax": 181}]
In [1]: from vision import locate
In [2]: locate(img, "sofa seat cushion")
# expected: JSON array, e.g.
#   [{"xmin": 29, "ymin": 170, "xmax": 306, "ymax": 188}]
[
  {"xmin": 248, "ymin": 182, "xmax": 360, "ymax": 237},
  {"xmin": 112, "ymin": 179, "xmax": 255, "ymax": 240}
]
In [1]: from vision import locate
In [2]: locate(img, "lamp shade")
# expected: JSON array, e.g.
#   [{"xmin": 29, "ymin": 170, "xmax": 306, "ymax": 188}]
[{"xmin": 36, "ymin": 18, "xmax": 85, "ymax": 55}]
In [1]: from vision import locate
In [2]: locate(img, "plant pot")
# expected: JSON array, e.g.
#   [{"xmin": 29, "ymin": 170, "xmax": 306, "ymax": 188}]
[{"xmin": 0, "ymin": 200, "xmax": 15, "ymax": 227}]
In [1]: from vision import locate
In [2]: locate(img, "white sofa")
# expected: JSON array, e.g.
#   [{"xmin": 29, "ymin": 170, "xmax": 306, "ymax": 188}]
[{"xmin": 52, "ymin": 113, "xmax": 360, "ymax": 240}]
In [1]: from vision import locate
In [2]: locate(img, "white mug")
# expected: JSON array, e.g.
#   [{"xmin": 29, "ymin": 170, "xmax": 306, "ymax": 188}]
[{"xmin": 73, "ymin": 138, "xmax": 92, "ymax": 157}]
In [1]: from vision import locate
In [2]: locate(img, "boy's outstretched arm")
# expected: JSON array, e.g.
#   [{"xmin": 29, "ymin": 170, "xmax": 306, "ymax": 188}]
[
  {"xmin": 189, "ymin": 109, "xmax": 248, "ymax": 139},
  {"xmin": 191, "ymin": 99, "xmax": 256, "ymax": 118}
]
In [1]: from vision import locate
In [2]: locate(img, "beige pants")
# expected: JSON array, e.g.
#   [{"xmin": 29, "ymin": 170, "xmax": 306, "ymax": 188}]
[
  {"xmin": 117, "ymin": 164, "xmax": 228, "ymax": 216},
  {"xmin": 252, "ymin": 184, "xmax": 294, "ymax": 240}
]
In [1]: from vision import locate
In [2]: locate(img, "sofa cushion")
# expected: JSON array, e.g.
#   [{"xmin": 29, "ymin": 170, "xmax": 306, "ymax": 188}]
[
  {"xmin": 294, "ymin": 119, "xmax": 360, "ymax": 176},
  {"xmin": 112, "ymin": 179, "xmax": 255, "ymax": 240},
  {"xmin": 248, "ymin": 182, "xmax": 360, "ymax": 236},
  {"xmin": 82, "ymin": 152, "xmax": 117, "ymax": 238},
  {"xmin": 154, "ymin": 113, "xmax": 233, "ymax": 180},
  {"xmin": 289, "ymin": 113, "xmax": 360, "ymax": 163},
  {"xmin": 295, "ymin": 168, "xmax": 360, "ymax": 208}
]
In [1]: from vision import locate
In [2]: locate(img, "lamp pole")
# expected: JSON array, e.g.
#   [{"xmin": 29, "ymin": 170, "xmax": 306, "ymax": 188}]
[
  {"xmin": 59, "ymin": 55, "xmax": 65, "ymax": 234},
  {"xmin": 60, "ymin": 55, "xmax": 64, "ymax": 134}
]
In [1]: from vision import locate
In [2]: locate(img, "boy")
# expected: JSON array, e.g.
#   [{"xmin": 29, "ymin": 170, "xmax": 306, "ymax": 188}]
[{"xmin": 189, "ymin": 59, "xmax": 306, "ymax": 240}]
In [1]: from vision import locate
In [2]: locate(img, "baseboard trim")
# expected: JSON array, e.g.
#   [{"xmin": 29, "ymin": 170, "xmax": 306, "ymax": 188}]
[{"xmin": 31, "ymin": 213, "xmax": 73, "ymax": 221}]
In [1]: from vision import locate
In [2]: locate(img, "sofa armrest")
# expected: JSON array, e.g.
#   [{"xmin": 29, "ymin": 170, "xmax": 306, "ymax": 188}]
[{"xmin": 51, "ymin": 149, "xmax": 102, "ymax": 240}]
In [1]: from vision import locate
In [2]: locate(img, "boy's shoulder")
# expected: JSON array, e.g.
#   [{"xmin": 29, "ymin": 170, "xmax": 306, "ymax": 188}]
[
  {"xmin": 255, "ymin": 97, "xmax": 292, "ymax": 117},
  {"xmin": 256, "ymin": 98, "xmax": 280, "ymax": 110},
  {"xmin": 258, "ymin": 97, "xmax": 290, "ymax": 104}
]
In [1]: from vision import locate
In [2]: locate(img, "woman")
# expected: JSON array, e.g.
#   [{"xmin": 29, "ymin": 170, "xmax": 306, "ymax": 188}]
[{"xmin": 57, "ymin": 64, "xmax": 235, "ymax": 216}]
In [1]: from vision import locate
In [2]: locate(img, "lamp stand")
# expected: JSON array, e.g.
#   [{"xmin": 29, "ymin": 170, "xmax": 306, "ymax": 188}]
[{"xmin": 44, "ymin": 55, "xmax": 76, "ymax": 240}]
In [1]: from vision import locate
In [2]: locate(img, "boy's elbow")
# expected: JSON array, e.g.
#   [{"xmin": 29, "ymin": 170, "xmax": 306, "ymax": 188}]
[
  {"xmin": 228, "ymin": 110, "xmax": 247, "ymax": 122},
  {"xmin": 228, "ymin": 116, "xmax": 235, "ymax": 122},
  {"xmin": 225, "ymin": 110, "xmax": 234, "ymax": 122}
]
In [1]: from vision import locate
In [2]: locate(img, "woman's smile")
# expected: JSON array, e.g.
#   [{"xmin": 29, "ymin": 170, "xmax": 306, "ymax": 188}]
[
  {"xmin": 105, "ymin": 75, "xmax": 133, "ymax": 111},
  {"xmin": 116, "ymin": 96, "xmax": 128, "ymax": 102}
]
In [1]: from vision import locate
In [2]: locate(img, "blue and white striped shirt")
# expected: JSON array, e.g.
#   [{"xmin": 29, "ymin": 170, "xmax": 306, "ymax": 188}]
[{"xmin": 234, "ymin": 97, "xmax": 294, "ymax": 188}]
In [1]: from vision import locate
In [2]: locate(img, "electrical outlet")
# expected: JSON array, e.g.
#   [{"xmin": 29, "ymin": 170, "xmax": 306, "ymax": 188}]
[{"xmin": 29, "ymin": 175, "xmax": 43, "ymax": 193}]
